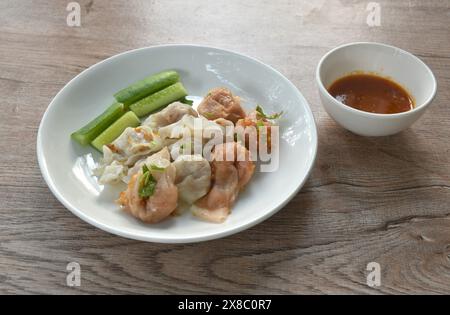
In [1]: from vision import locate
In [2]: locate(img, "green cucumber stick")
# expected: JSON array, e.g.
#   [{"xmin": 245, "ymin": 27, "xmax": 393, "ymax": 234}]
[
  {"xmin": 71, "ymin": 102, "xmax": 125, "ymax": 146},
  {"xmin": 91, "ymin": 111, "xmax": 141, "ymax": 151},
  {"xmin": 130, "ymin": 82, "xmax": 188, "ymax": 117},
  {"xmin": 114, "ymin": 70, "xmax": 180, "ymax": 106}
]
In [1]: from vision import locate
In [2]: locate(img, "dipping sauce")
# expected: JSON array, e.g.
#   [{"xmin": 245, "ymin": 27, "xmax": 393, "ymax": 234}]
[{"xmin": 328, "ymin": 73, "xmax": 414, "ymax": 114}]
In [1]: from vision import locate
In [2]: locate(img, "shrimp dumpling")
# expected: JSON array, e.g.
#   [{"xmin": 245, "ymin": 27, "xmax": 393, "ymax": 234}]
[
  {"xmin": 198, "ymin": 88, "xmax": 246, "ymax": 123},
  {"xmin": 191, "ymin": 142, "xmax": 255, "ymax": 223},
  {"xmin": 117, "ymin": 147, "xmax": 178, "ymax": 224},
  {"xmin": 173, "ymin": 155, "xmax": 211, "ymax": 204}
]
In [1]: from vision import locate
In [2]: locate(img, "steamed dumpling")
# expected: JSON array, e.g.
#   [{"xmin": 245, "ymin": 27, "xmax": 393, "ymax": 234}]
[
  {"xmin": 103, "ymin": 126, "xmax": 163, "ymax": 165},
  {"xmin": 143, "ymin": 102, "xmax": 198, "ymax": 130},
  {"xmin": 95, "ymin": 126, "xmax": 164, "ymax": 184},
  {"xmin": 123, "ymin": 147, "xmax": 171, "ymax": 183},
  {"xmin": 197, "ymin": 87, "xmax": 246, "ymax": 123},
  {"xmin": 172, "ymin": 155, "xmax": 211, "ymax": 204},
  {"xmin": 117, "ymin": 148, "xmax": 178, "ymax": 224},
  {"xmin": 158, "ymin": 114, "xmax": 229, "ymax": 142},
  {"xmin": 168, "ymin": 136, "xmax": 204, "ymax": 161},
  {"xmin": 97, "ymin": 160, "xmax": 126, "ymax": 184},
  {"xmin": 158, "ymin": 115, "xmax": 232, "ymax": 160},
  {"xmin": 191, "ymin": 142, "xmax": 255, "ymax": 223}
]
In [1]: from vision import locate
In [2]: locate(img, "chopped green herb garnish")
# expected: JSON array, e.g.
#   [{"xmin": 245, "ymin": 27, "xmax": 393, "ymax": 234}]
[
  {"xmin": 150, "ymin": 164, "xmax": 166, "ymax": 171},
  {"xmin": 149, "ymin": 140, "xmax": 158, "ymax": 147},
  {"xmin": 203, "ymin": 112, "xmax": 215, "ymax": 119},
  {"xmin": 256, "ymin": 105, "xmax": 283, "ymax": 120},
  {"xmin": 256, "ymin": 120, "xmax": 265, "ymax": 129},
  {"xmin": 139, "ymin": 165, "xmax": 157, "ymax": 198},
  {"xmin": 178, "ymin": 96, "xmax": 194, "ymax": 106}
]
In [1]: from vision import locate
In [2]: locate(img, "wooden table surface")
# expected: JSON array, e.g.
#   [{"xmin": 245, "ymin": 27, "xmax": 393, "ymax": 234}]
[{"xmin": 1, "ymin": 0, "xmax": 449, "ymax": 295}]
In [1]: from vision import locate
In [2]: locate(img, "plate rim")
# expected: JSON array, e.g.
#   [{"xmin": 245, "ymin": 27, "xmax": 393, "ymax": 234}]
[{"xmin": 37, "ymin": 44, "xmax": 318, "ymax": 243}]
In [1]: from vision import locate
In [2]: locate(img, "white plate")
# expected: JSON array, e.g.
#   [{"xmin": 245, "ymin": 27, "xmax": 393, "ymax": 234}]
[{"xmin": 37, "ymin": 45, "xmax": 317, "ymax": 243}]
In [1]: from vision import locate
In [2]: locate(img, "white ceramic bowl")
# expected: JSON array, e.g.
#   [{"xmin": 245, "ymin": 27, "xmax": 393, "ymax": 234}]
[
  {"xmin": 37, "ymin": 45, "xmax": 317, "ymax": 243},
  {"xmin": 316, "ymin": 42, "xmax": 437, "ymax": 136}
]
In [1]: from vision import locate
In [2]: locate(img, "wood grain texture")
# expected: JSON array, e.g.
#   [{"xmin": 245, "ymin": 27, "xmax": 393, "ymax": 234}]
[{"xmin": 0, "ymin": 0, "xmax": 449, "ymax": 294}]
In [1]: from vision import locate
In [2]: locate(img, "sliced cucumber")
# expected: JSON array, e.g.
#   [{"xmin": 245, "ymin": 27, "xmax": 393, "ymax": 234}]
[
  {"xmin": 114, "ymin": 70, "xmax": 180, "ymax": 106},
  {"xmin": 130, "ymin": 82, "xmax": 188, "ymax": 117},
  {"xmin": 71, "ymin": 102, "xmax": 125, "ymax": 146},
  {"xmin": 91, "ymin": 111, "xmax": 141, "ymax": 151}
]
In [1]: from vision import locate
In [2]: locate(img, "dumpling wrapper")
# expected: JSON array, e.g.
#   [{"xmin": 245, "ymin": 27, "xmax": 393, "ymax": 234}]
[
  {"xmin": 158, "ymin": 115, "xmax": 228, "ymax": 141},
  {"xmin": 109, "ymin": 126, "xmax": 164, "ymax": 165},
  {"xmin": 95, "ymin": 126, "xmax": 164, "ymax": 184},
  {"xmin": 172, "ymin": 154, "xmax": 211, "ymax": 205},
  {"xmin": 123, "ymin": 147, "xmax": 171, "ymax": 183},
  {"xmin": 143, "ymin": 102, "xmax": 198, "ymax": 131}
]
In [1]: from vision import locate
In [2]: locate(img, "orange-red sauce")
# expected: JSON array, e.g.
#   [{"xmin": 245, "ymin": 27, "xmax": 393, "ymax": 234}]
[{"xmin": 328, "ymin": 73, "xmax": 414, "ymax": 114}]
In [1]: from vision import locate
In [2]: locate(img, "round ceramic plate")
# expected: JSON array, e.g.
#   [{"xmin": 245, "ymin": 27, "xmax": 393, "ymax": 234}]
[{"xmin": 37, "ymin": 45, "xmax": 317, "ymax": 243}]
